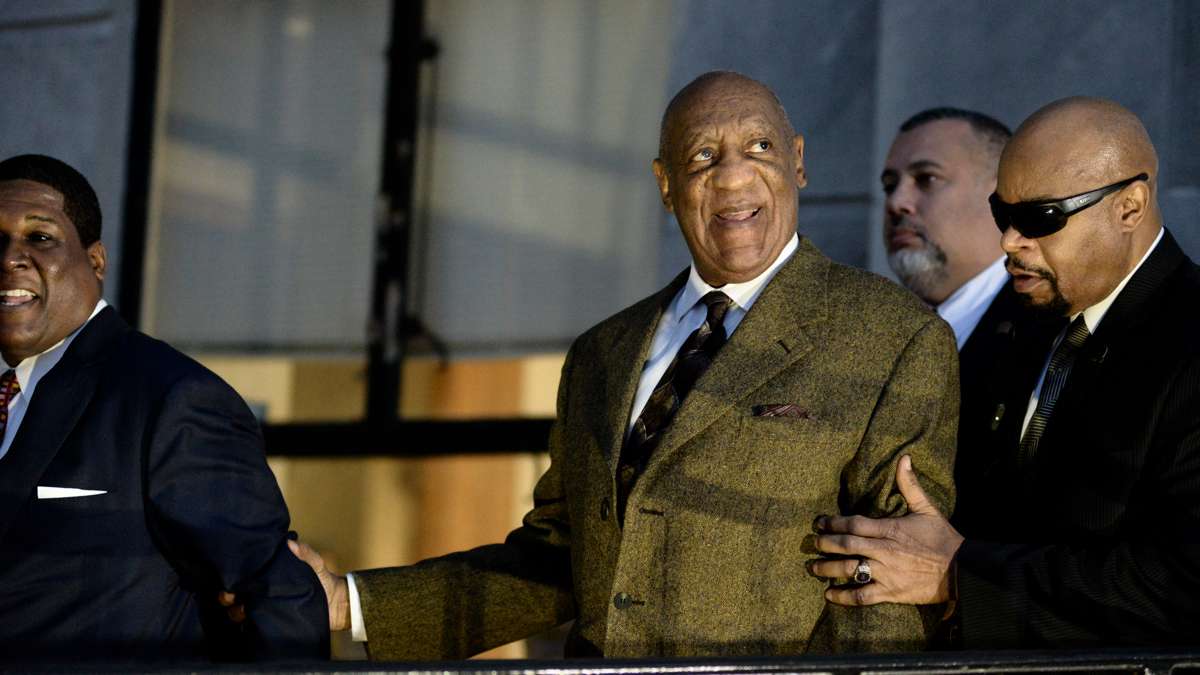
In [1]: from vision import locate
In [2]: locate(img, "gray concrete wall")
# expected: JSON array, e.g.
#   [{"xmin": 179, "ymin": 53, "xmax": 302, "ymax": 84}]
[
  {"xmin": 668, "ymin": 0, "xmax": 1200, "ymax": 285},
  {"xmin": 868, "ymin": 0, "xmax": 1198, "ymax": 273},
  {"xmin": 145, "ymin": 1, "xmax": 389, "ymax": 350},
  {"xmin": 4, "ymin": 1, "xmax": 1196, "ymax": 354},
  {"xmin": 665, "ymin": 0, "xmax": 880, "ymax": 279},
  {"xmin": 413, "ymin": 0, "xmax": 674, "ymax": 354},
  {"xmin": 0, "ymin": 0, "xmax": 136, "ymax": 305}
]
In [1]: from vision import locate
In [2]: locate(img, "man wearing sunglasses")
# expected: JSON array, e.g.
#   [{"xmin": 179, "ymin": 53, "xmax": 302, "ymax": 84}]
[{"xmin": 809, "ymin": 96, "xmax": 1200, "ymax": 648}]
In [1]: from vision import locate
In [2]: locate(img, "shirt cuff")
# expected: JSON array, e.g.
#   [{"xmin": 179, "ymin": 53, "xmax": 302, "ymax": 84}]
[{"xmin": 346, "ymin": 572, "xmax": 368, "ymax": 642}]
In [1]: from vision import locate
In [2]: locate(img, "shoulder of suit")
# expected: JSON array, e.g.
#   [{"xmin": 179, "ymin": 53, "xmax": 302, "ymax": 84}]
[
  {"xmin": 109, "ymin": 329, "xmax": 240, "ymax": 396},
  {"xmin": 823, "ymin": 259, "xmax": 939, "ymax": 326},
  {"xmin": 1123, "ymin": 260, "xmax": 1200, "ymax": 359}
]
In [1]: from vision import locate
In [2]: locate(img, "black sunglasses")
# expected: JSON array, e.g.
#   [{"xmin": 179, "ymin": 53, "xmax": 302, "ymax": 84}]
[{"xmin": 990, "ymin": 172, "xmax": 1149, "ymax": 239}]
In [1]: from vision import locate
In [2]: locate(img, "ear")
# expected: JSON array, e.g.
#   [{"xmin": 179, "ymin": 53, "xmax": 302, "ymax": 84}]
[
  {"xmin": 652, "ymin": 158, "xmax": 673, "ymax": 213},
  {"xmin": 1116, "ymin": 180, "xmax": 1149, "ymax": 233},
  {"xmin": 87, "ymin": 241, "xmax": 107, "ymax": 281},
  {"xmin": 792, "ymin": 133, "xmax": 807, "ymax": 190}
]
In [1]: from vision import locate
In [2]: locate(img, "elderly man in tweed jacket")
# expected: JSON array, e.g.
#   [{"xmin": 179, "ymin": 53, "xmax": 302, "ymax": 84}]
[{"xmin": 293, "ymin": 71, "xmax": 958, "ymax": 659}]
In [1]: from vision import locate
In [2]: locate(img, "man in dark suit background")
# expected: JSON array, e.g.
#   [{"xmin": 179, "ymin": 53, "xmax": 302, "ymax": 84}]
[
  {"xmin": 882, "ymin": 107, "xmax": 1013, "ymax": 353},
  {"xmin": 810, "ymin": 97, "xmax": 1200, "ymax": 647},
  {"xmin": 880, "ymin": 108, "xmax": 1059, "ymax": 536},
  {"xmin": 0, "ymin": 154, "xmax": 328, "ymax": 662}
]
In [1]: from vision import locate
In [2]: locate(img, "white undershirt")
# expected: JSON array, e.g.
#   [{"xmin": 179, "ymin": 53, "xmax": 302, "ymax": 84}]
[
  {"xmin": 1020, "ymin": 228, "xmax": 1164, "ymax": 437},
  {"xmin": 937, "ymin": 256, "xmax": 1008, "ymax": 351},
  {"xmin": 0, "ymin": 299, "xmax": 107, "ymax": 460},
  {"xmin": 346, "ymin": 234, "xmax": 802, "ymax": 642}
]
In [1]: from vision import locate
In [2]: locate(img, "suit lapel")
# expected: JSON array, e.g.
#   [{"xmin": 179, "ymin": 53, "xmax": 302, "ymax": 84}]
[
  {"xmin": 598, "ymin": 272, "xmax": 685, "ymax": 471},
  {"xmin": 648, "ymin": 239, "xmax": 827, "ymax": 464},
  {"xmin": 1037, "ymin": 229, "xmax": 1187, "ymax": 454},
  {"xmin": 1089, "ymin": 229, "xmax": 1184, "ymax": 348},
  {"xmin": 0, "ymin": 308, "xmax": 124, "ymax": 542}
]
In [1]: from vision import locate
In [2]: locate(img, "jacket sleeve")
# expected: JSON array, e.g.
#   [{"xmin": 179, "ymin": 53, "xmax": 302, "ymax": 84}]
[
  {"xmin": 143, "ymin": 371, "xmax": 329, "ymax": 661},
  {"xmin": 352, "ymin": 345, "xmax": 579, "ymax": 660},
  {"xmin": 807, "ymin": 315, "xmax": 959, "ymax": 653},
  {"xmin": 956, "ymin": 358, "xmax": 1200, "ymax": 647}
]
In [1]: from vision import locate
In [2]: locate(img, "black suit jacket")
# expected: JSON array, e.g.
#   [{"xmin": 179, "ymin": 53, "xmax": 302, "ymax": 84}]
[
  {"xmin": 954, "ymin": 230, "xmax": 1200, "ymax": 647},
  {"xmin": 953, "ymin": 281, "xmax": 1061, "ymax": 537},
  {"xmin": 0, "ymin": 308, "xmax": 328, "ymax": 663}
]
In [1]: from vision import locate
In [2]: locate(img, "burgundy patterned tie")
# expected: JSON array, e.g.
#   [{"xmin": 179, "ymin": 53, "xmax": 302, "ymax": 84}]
[
  {"xmin": 0, "ymin": 370, "xmax": 19, "ymax": 441},
  {"xmin": 616, "ymin": 291, "xmax": 735, "ymax": 523}
]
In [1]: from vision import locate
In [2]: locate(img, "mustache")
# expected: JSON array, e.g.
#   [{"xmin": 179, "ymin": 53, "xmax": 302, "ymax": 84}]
[
  {"xmin": 886, "ymin": 218, "xmax": 932, "ymax": 254},
  {"xmin": 887, "ymin": 217, "xmax": 927, "ymax": 238},
  {"xmin": 1006, "ymin": 255, "xmax": 1055, "ymax": 280}
]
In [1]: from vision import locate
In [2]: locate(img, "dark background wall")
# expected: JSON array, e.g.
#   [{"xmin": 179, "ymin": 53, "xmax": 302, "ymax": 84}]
[
  {"xmin": 0, "ymin": 0, "xmax": 136, "ymax": 304},
  {"xmin": 0, "ymin": 0, "xmax": 1196, "ymax": 355},
  {"xmin": 665, "ymin": 0, "xmax": 1200, "ymax": 282}
]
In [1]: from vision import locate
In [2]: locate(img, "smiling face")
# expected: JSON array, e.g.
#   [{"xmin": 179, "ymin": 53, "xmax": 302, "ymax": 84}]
[
  {"xmin": 881, "ymin": 119, "xmax": 1003, "ymax": 304},
  {"xmin": 0, "ymin": 179, "xmax": 105, "ymax": 365},
  {"xmin": 653, "ymin": 76, "xmax": 806, "ymax": 286}
]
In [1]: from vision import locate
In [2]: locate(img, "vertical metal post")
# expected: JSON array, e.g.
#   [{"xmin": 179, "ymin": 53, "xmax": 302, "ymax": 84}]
[
  {"xmin": 117, "ymin": 0, "xmax": 164, "ymax": 328},
  {"xmin": 366, "ymin": 0, "xmax": 427, "ymax": 423}
]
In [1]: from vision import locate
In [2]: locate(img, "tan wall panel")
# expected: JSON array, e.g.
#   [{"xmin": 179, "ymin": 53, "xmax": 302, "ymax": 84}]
[
  {"xmin": 198, "ymin": 356, "xmax": 295, "ymax": 422},
  {"xmin": 401, "ymin": 359, "xmax": 525, "ymax": 419},
  {"xmin": 518, "ymin": 354, "xmax": 566, "ymax": 417},
  {"xmin": 292, "ymin": 359, "xmax": 368, "ymax": 422},
  {"xmin": 198, "ymin": 353, "xmax": 564, "ymax": 422}
]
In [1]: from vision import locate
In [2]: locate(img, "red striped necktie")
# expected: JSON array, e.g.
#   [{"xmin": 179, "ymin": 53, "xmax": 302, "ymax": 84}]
[{"xmin": 0, "ymin": 370, "xmax": 19, "ymax": 441}]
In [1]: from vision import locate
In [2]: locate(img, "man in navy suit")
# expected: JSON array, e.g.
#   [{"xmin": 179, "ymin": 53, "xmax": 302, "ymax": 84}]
[{"xmin": 0, "ymin": 154, "xmax": 327, "ymax": 662}]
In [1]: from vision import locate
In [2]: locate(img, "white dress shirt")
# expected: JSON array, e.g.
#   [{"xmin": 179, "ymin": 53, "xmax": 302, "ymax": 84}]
[
  {"xmin": 626, "ymin": 233, "xmax": 799, "ymax": 433},
  {"xmin": 346, "ymin": 234, "xmax": 802, "ymax": 642},
  {"xmin": 0, "ymin": 299, "xmax": 107, "ymax": 460},
  {"xmin": 937, "ymin": 256, "xmax": 1008, "ymax": 351},
  {"xmin": 1021, "ymin": 228, "xmax": 1164, "ymax": 437}
]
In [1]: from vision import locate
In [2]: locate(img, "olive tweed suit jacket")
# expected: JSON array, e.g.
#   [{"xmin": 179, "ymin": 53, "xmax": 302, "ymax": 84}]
[{"xmin": 356, "ymin": 237, "xmax": 958, "ymax": 659}]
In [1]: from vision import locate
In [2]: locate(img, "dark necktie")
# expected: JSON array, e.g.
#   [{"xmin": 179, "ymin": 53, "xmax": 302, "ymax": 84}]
[
  {"xmin": 0, "ymin": 370, "xmax": 19, "ymax": 442},
  {"xmin": 616, "ymin": 291, "xmax": 735, "ymax": 523},
  {"xmin": 1018, "ymin": 316, "xmax": 1090, "ymax": 465}
]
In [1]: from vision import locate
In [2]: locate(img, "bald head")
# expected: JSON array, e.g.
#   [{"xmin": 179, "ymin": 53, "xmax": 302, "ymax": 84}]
[
  {"xmin": 658, "ymin": 71, "xmax": 795, "ymax": 165},
  {"xmin": 1001, "ymin": 96, "xmax": 1158, "ymax": 207},
  {"xmin": 998, "ymin": 97, "xmax": 1162, "ymax": 317}
]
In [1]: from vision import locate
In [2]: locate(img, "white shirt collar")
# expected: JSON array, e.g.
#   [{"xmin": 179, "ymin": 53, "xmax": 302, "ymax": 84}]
[
  {"xmin": 1075, "ymin": 228, "xmax": 1163, "ymax": 333},
  {"xmin": 673, "ymin": 233, "xmax": 799, "ymax": 322},
  {"xmin": 6, "ymin": 299, "xmax": 108, "ymax": 395},
  {"xmin": 936, "ymin": 256, "xmax": 1008, "ymax": 350}
]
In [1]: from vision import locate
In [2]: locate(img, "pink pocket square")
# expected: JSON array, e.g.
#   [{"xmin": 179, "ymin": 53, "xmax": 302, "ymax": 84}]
[{"xmin": 752, "ymin": 403, "xmax": 811, "ymax": 419}]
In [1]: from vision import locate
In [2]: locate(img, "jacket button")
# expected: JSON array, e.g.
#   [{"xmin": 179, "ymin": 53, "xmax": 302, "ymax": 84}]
[
  {"xmin": 613, "ymin": 592, "xmax": 632, "ymax": 610},
  {"xmin": 600, "ymin": 498, "xmax": 611, "ymax": 521}
]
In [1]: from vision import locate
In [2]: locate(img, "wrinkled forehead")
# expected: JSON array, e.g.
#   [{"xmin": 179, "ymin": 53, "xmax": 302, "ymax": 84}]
[
  {"xmin": 677, "ymin": 105, "xmax": 785, "ymax": 141},
  {"xmin": 664, "ymin": 84, "xmax": 790, "ymax": 149},
  {"xmin": 0, "ymin": 179, "xmax": 68, "ymax": 216}
]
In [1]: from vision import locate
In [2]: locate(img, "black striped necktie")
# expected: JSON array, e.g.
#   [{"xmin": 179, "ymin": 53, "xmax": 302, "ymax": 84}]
[
  {"xmin": 1018, "ymin": 316, "xmax": 1090, "ymax": 465},
  {"xmin": 616, "ymin": 291, "xmax": 734, "ymax": 523}
]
